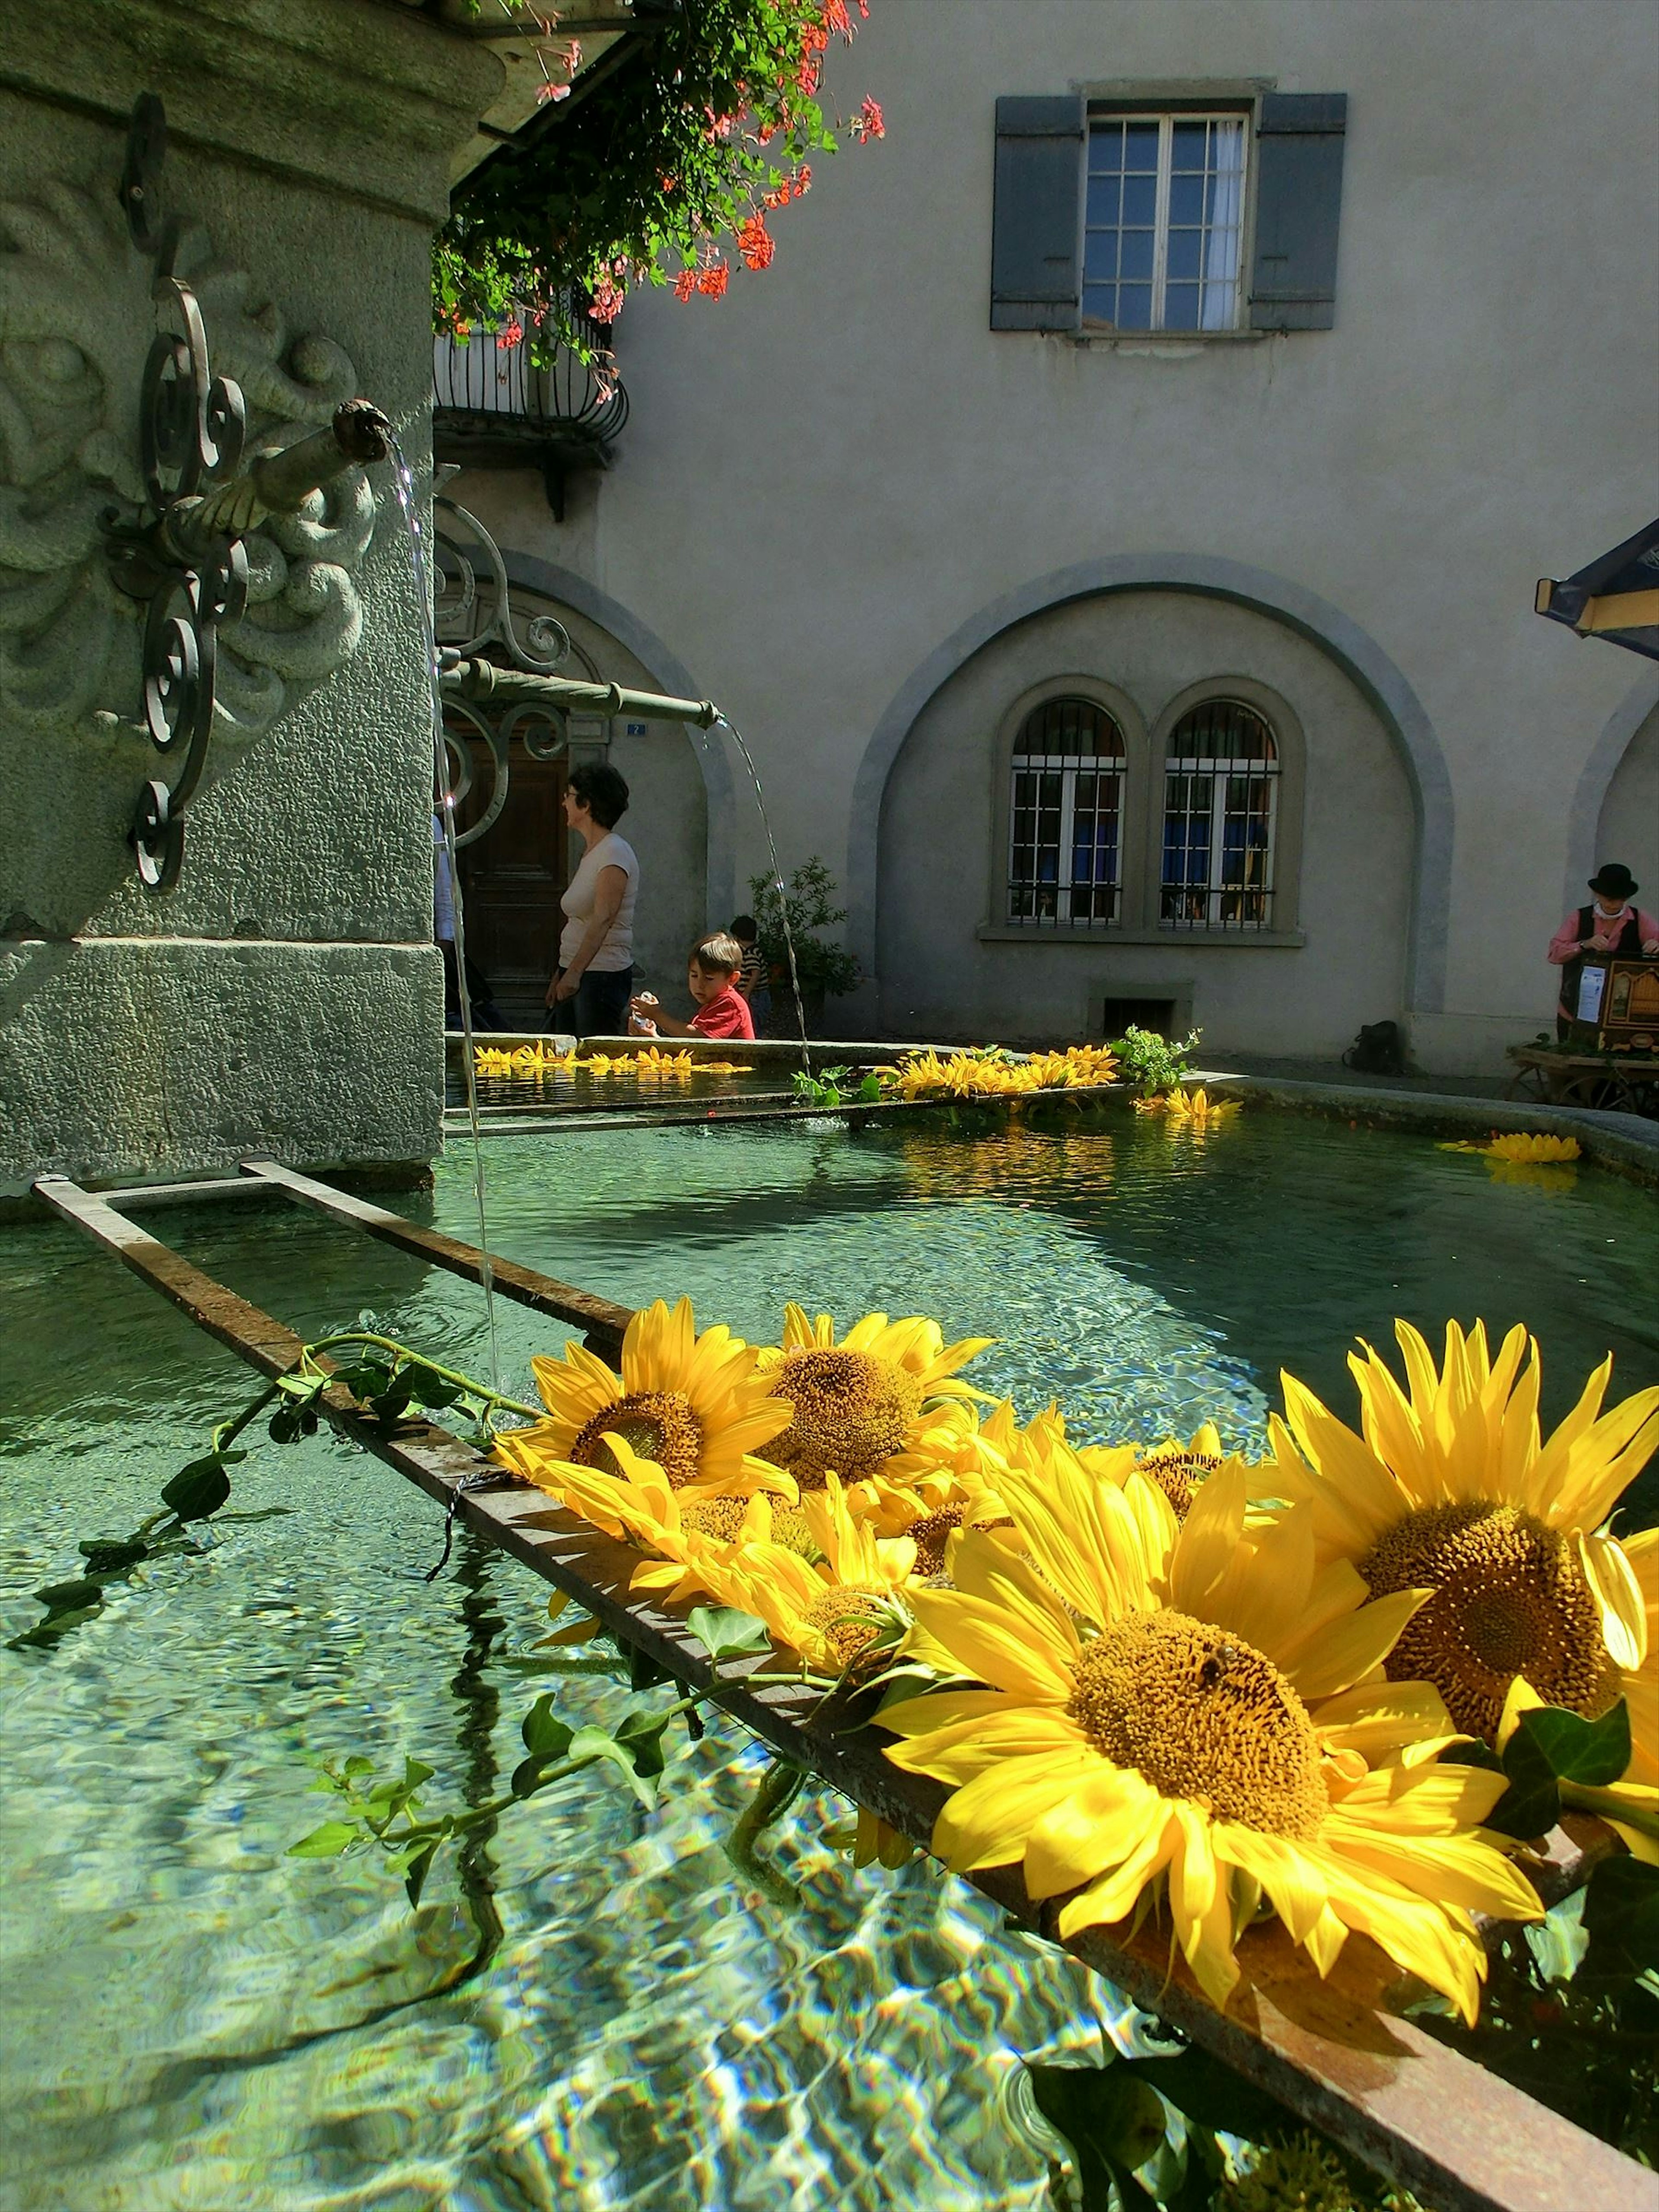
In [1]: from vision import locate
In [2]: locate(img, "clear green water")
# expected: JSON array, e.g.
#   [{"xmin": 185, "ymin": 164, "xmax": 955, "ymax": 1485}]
[{"xmin": 2, "ymin": 1109, "xmax": 1655, "ymax": 2209}]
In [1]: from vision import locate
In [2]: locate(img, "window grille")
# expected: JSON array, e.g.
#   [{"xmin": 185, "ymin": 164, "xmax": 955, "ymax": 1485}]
[
  {"xmin": 1008, "ymin": 697, "xmax": 1125, "ymax": 927},
  {"xmin": 1084, "ymin": 115, "xmax": 1247, "ymax": 333},
  {"xmin": 1160, "ymin": 700, "xmax": 1278, "ymax": 929}
]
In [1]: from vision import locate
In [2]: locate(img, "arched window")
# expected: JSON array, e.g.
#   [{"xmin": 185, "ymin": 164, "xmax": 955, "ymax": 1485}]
[
  {"xmin": 1008, "ymin": 697, "xmax": 1126, "ymax": 926},
  {"xmin": 1160, "ymin": 700, "xmax": 1279, "ymax": 928}
]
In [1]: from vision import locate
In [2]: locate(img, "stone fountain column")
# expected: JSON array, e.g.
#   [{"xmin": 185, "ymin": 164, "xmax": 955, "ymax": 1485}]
[{"xmin": 0, "ymin": 0, "xmax": 504, "ymax": 1197}]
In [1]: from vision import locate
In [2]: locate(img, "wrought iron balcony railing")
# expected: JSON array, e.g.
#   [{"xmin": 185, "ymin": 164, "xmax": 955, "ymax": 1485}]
[{"xmin": 432, "ymin": 305, "xmax": 629, "ymax": 517}]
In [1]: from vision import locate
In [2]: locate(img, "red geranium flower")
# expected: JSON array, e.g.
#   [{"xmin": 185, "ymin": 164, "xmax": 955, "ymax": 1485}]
[
  {"xmin": 852, "ymin": 94, "xmax": 885, "ymax": 141},
  {"xmin": 737, "ymin": 215, "xmax": 776, "ymax": 271}
]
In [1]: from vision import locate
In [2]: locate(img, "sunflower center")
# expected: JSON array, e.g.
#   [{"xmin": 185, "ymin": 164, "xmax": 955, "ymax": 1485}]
[
  {"xmin": 1066, "ymin": 1611, "xmax": 1326, "ymax": 1838},
  {"xmin": 768, "ymin": 1348, "xmax": 923, "ymax": 1487},
  {"xmin": 801, "ymin": 1585, "xmax": 894, "ymax": 1673},
  {"xmin": 679, "ymin": 1497, "xmax": 822, "ymax": 1561},
  {"xmin": 905, "ymin": 1504, "xmax": 965, "ymax": 1579},
  {"xmin": 1359, "ymin": 1502, "xmax": 1606, "ymax": 1743},
  {"xmin": 570, "ymin": 1390, "xmax": 705, "ymax": 1486},
  {"xmin": 1135, "ymin": 1450, "xmax": 1219, "ymax": 1519}
]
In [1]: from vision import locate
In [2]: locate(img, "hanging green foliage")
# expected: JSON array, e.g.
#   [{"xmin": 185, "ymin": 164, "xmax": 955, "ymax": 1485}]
[{"xmin": 437, "ymin": 1, "xmax": 884, "ymax": 358}]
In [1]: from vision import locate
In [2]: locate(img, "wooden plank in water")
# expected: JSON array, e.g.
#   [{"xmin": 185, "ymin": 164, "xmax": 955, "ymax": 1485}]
[
  {"xmin": 30, "ymin": 1174, "xmax": 1651, "ymax": 2212},
  {"xmin": 237, "ymin": 1156, "xmax": 631, "ymax": 1360}
]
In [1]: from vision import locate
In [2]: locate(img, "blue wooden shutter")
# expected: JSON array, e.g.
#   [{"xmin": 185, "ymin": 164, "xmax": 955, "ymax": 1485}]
[
  {"xmin": 1249, "ymin": 94, "xmax": 1348, "ymax": 331},
  {"xmin": 991, "ymin": 95, "xmax": 1085, "ymax": 331}
]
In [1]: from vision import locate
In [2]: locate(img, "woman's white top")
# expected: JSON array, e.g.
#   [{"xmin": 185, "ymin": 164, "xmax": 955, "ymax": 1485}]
[{"xmin": 559, "ymin": 832, "xmax": 638, "ymax": 971}]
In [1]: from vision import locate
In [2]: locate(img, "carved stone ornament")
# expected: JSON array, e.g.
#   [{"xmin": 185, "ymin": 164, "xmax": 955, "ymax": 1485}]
[{"xmin": 0, "ymin": 176, "xmax": 375, "ymax": 755}]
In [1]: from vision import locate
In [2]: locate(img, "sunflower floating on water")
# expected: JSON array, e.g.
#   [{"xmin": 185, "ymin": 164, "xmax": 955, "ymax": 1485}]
[
  {"xmin": 494, "ymin": 1296, "xmax": 794, "ymax": 1505},
  {"xmin": 1263, "ymin": 1322, "xmax": 1659, "ymax": 1758},
  {"xmin": 756, "ymin": 1303, "xmax": 993, "ymax": 1489},
  {"xmin": 1439, "ymin": 1132, "xmax": 1582, "ymax": 1163},
  {"xmin": 884, "ymin": 1459, "xmax": 1542, "ymax": 2021},
  {"xmin": 1135, "ymin": 1086, "xmax": 1240, "ymax": 1130}
]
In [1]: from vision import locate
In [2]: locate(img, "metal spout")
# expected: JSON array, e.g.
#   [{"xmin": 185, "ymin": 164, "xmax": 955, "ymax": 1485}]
[{"xmin": 164, "ymin": 399, "xmax": 393, "ymax": 559}]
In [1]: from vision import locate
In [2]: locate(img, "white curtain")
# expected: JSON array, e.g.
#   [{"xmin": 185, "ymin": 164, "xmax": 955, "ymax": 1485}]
[{"xmin": 1201, "ymin": 121, "xmax": 1246, "ymax": 330}]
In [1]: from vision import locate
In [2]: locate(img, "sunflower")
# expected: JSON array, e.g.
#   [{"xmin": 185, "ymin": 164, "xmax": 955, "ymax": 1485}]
[
  {"xmin": 495, "ymin": 1297, "xmax": 794, "ymax": 1503},
  {"xmin": 1440, "ymin": 1132, "xmax": 1581, "ymax": 1164},
  {"xmin": 1264, "ymin": 1320, "xmax": 1659, "ymax": 1745},
  {"xmin": 1621, "ymin": 1529, "xmax": 1659, "ymax": 1786},
  {"xmin": 756, "ymin": 1304, "xmax": 993, "ymax": 1489},
  {"xmin": 882, "ymin": 1458, "xmax": 1541, "ymax": 2023},
  {"xmin": 694, "ymin": 1475, "xmax": 918, "ymax": 1678}
]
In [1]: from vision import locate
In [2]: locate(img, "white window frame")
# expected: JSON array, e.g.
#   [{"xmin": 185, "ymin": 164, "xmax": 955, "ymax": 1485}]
[
  {"xmin": 1160, "ymin": 716, "xmax": 1280, "ymax": 931},
  {"xmin": 1083, "ymin": 111, "xmax": 1249, "ymax": 335},
  {"xmin": 1008, "ymin": 721, "xmax": 1126, "ymax": 928}
]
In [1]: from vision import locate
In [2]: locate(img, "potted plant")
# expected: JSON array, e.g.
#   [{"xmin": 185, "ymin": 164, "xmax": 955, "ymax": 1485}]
[{"xmin": 748, "ymin": 857, "xmax": 860, "ymax": 1035}]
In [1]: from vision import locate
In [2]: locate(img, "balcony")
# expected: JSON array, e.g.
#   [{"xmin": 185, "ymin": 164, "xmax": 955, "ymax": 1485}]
[{"xmin": 432, "ymin": 307, "xmax": 629, "ymax": 518}]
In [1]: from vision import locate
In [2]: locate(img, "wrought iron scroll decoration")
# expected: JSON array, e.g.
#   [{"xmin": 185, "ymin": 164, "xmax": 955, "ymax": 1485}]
[
  {"xmin": 432, "ymin": 494, "xmax": 574, "ymax": 850},
  {"xmin": 109, "ymin": 95, "xmax": 251, "ymax": 891}
]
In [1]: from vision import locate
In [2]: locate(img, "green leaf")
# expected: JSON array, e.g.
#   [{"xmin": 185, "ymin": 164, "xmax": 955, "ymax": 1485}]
[
  {"xmin": 614, "ymin": 1705, "xmax": 675, "ymax": 1780},
  {"xmin": 686, "ymin": 1605, "xmax": 771, "ymax": 1663},
  {"xmin": 1486, "ymin": 1727, "xmax": 1563, "ymax": 1840},
  {"xmin": 857, "ymin": 1074, "xmax": 882, "ymax": 1103},
  {"xmin": 520, "ymin": 1696, "xmax": 575, "ymax": 1762},
  {"xmin": 1578, "ymin": 1856, "xmax": 1659, "ymax": 1990},
  {"xmin": 78, "ymin": 1538, "xmax": 150, "ymax": 1575},
  {"xmin": 566, "ymin": 1723, "xmax": 657, "ymax": 1808},
  {"xmin": 287, "ymin": 1820, "xmax": 361, "ymax": 1858},
  {"xmin": 1514, "ymin": 1700, "xmax": 1632, "ymax": 1788},
  {"xmin": 1025, "ymin": 2066, "xmax": 1166, "ymax": 2212},
  {"xmin": 402, "ymin": 1841, "xmax": 440, "ymax": 1909},
  {"xmin": 32, "ymin": 1577, "xmax": 108, "ymax": 1611},
  {"xmin": 1118, "ymin": 2047, "xmax": 1290, "ymax": 2146},
  {"xmin": 160, "ymin": 1457, "xmax": 233, "ymax": 1520},
  {"xmin": 401, "ymin": 1362, "xmax": 464, "ymax": 1411},
  {"xmin": 342, "ymin": 1755, "xmax": 375, "ymax": 1778},
  {"xmin": 401, "ymin": 1757, "xmax": 437, "ymax": 1793}
]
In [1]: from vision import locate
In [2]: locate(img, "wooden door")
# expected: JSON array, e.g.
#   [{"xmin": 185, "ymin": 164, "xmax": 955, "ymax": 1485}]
[{"xmin": 454, "ymin": 735, "xmax": 567, "ymax": 1027}]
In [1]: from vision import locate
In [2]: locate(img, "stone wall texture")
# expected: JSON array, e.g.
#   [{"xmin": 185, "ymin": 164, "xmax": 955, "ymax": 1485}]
[{"xmin": 0, "ymin": 0, "xmax": 501, "ymax": 1192}]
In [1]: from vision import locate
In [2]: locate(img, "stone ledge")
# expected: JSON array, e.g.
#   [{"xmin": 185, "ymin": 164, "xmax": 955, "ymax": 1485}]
[{"xmin": 0, "ymin": 0, "xmax": 503, "ymax": 223}]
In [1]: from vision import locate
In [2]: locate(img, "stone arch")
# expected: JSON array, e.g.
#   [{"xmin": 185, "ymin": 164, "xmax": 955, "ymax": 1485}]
[
  {"xmin": 1564, "ymin": 674, "xmax": 1659, "ymax": 912},
  {"xmin": 848, "ymin": 556, "xmax": 1453, "ymax": 1011},
  {"xmin": 501, "ymin": 553, "xmax": 736, "ymax": 926}
]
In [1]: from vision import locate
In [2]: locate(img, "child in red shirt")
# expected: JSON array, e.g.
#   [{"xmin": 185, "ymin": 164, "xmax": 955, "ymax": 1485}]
[{"xmin": 630, "ymin": 933, "xmax": 756, "ymax": 1042}]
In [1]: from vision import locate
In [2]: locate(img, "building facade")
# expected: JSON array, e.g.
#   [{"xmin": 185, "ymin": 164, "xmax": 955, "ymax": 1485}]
[{"xmin": 446, "ymin": 0, "xmax": 1659, "ymax": 1068}]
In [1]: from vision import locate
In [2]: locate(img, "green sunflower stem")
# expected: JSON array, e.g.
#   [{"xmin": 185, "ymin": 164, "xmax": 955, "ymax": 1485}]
[
  {"xmin": 1560, "ymin": 1780, "xmax": 1659, "ymax": 1844},
  {"xmin": 725, "ymin": 1758, "xmax": 809, "ymax": 1908},
  {"xmin": 299, "ymin": 1333, "xmax": 540, "ymax": 1421}
]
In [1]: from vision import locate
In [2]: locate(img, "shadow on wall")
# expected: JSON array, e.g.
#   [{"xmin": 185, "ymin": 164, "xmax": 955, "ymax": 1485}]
[{"xmin": 875, "ymin": 588, "xmax": 1417, "ymax": 1058}]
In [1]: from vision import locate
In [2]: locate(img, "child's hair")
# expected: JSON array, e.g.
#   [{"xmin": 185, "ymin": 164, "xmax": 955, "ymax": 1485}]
[
  {"xmin": 730, "ymin": 913, "xmax": 758, "ymax": 943},
  {"xmin": 690, "ymin": 931, "xmax": 743, "ymax": 977}
]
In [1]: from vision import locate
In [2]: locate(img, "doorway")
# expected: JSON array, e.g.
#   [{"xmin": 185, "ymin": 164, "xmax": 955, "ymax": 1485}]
[{"xmin": 454, "ymin": 731, "xmax": 568, "ymax": 1029}]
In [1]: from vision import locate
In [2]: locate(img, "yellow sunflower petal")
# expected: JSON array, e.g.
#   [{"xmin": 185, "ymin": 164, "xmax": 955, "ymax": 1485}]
[
  {"xmin": 1284, "ymin": 1587, "xmax": 1429, "ymax": 1701},
  {"xmin": 1580, "ymin": 1529, "xmax": 1650, "ymax": 1672},
  {"xmin": 1055, "ymin": 1808, "xmax": 1179, "ymax": 1939},
  {"xmin": 905, "ymin": 1586, "xmax": 1077, "ymax": 1701},
  {"xmin": 933, "ymin": 1748, "xmax": 1102, "ymax": 1872},
  {"xmin": 1023, "ymin": 1763, "xmax": 1163, "ymax": 1901}
]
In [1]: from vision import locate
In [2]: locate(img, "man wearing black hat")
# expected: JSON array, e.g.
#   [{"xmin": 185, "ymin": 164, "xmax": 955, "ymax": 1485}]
[{"xmin": 1548, "ymin": 864, "xmax": 1659, "ymax": 1038}]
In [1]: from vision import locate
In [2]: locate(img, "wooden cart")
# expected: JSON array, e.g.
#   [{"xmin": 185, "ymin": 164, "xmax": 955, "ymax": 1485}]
[{"xmin": 1506, "ymin": 1043, "xmax": 1659, "ymax": 1117}]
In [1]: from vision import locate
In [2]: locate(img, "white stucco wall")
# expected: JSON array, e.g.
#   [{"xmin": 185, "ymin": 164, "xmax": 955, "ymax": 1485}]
[
  {"xmin": 1594, "ymin": 706, "xmax": 1659, "ymax": 913},
  {"xmin": 878, "ymin": 591, "xmax": 1413, "ymax": 1052},
  {"xmin": 453, "ymin": 0, "xmax": 1659, "ymax": 1068}
]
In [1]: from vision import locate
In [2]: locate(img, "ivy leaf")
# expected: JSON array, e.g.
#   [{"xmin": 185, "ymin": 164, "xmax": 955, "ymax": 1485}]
[
  {"xmin": 566, "ymin": 1723, "xmax": 657, "ymax": 1808},
  {"xmin": 160, "ymin": 1456, "xmax": 233, "ymax": 1521},
  {"xmin": 1514, "ymin": 1700, "xmax": 1632, "ymax": 1788},
  {"xmin": 1118, "ymin": 2047, "xmax": 1290, "ymax": 2146},
  {"xmin": 401, "ymin": 1362, "xmax": 464, "ymax": 1411},
  {"xmin": 402, "ymin": 1841, "xmax": 440, "ymax": 1909},
  {"xmin": 1577, "ymin": 1856, "xmax": 1659, "ymax": 1991},
  {"xmin": 520, "ymin": 1696, "xmax": 575, "ymax": 1762},
  {"xmin": 614, "ymin": 1705, "xmax": 676, "ymax": 1781},
  {"xmin": 78, "ymin": 1538, "xmax": 151, "ymax": 1575},
  {"xmin": 1024, "ymin": 2066, "xmax": 1167, "ymax": 2212},
  {"xmin": 1484, "ymin": 1725, "xmax": 1561, "ymax": 1840},
  {"xmin": 686, "ymin": 1605, "xmax": 770, "ymax": 1663},
  {"xmin": 288, "ymin": 1820, "xmax": 361, "ymax": 1858}
]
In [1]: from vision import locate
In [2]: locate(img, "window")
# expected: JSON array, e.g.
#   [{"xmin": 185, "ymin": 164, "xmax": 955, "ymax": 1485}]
[
  {"xmin": 1008, "ymin": 698, "xmax": 1125, "ymax": 927},
  {"xmin": 1084, "ymin": 115, "xmax": 1246, "ymax": 333},
  {"xmin": 1160, "ymin": 700, "xmax": 1279, "ymax": 928}
]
